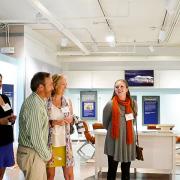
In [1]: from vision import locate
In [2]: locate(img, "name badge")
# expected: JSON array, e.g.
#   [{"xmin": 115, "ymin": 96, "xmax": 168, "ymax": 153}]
[
  {"xmin": 125, "ymin": 113, "xmax": 134, "ymax": 121},
  {"xmin": 1, "ymin": 103, "xmax": 11, "ymax": 112}
]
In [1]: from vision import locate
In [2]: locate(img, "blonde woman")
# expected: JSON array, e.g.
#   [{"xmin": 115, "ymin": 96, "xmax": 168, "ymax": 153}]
[{"xmin": 47, "ymin": 74, "xmax": 74, "ymax": 180}]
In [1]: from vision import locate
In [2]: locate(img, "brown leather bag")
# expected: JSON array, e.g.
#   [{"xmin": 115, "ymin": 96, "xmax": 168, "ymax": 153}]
[{"xmin": 136, "ymin": 145, "xmax": 144, "ymax": 161}]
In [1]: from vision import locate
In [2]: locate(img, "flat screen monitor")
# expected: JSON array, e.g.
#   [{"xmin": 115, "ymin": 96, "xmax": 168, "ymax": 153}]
[{"xmin": 125, "ymin": 70, "xmax": 154, "ymax": 86}]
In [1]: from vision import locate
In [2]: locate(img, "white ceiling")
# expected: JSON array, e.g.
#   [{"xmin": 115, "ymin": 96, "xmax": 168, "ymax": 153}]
[{"xmin": 0, "ymin": 0, "xmax": 180, "ymax": 56}]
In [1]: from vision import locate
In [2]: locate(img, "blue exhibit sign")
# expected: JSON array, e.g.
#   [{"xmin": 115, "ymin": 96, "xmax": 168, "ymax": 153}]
[
  {"xmin": 2, "ymin": 84, "xmax": 14, "ymax": 109},
  {"xmin": 142, "ymin": 96, "xmax": 160, "ymax": 125},
  {"xmin": 82, "ymin": 102, "xmax": 96, "ymax": 118},
  {"xmin": 80, "ymin": 91, "xmax": 97, "ymax": 120}
]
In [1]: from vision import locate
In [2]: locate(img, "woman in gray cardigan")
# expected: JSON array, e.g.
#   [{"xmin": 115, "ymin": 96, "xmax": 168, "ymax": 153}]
[{"xmin": 103, "ymin": 79, "xmax": 137, "ymax": 180}]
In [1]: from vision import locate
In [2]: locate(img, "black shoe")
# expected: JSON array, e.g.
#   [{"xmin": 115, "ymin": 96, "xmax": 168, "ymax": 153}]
[{"xmin": 121, "ymin": 174, "xmax": 130, "ymax": 180}]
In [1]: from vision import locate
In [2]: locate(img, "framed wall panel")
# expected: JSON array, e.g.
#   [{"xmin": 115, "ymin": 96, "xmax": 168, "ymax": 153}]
[
  {"xmin": 142, "ymin": 96, "xmax": 160, "ymax": 125},
  {"xmin": 80, "ymin": 91, "xmax": 97, "ymax": 120}
]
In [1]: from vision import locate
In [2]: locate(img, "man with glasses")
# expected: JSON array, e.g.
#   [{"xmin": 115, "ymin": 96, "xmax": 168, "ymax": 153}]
[{"xmin": 17, "ymin": 72, "xmax": 54, "ymax": 180}]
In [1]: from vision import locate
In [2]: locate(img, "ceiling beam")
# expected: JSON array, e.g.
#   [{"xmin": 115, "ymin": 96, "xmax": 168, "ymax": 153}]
[{"xmin": 26, "ymin": 0, "xmax": 90, "ymax": 55}]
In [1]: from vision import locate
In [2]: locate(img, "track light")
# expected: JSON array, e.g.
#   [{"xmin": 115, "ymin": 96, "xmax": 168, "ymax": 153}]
[
  {"xmin": 106, "ymin": 34, "xmax": 115, "ymax": 43},
  {"xmin": 165, "ymin": 0, "xmax": 177, "ymax": 15},
  {"xmin": 158, "ymin": 30, "xmax": 166, "ymax": 42},
  {"xmin": 60, "ymin": 38, "xmax": 69, "ymax": 47},
  {"xmin": 106, "ymin": 31, "xmax": 116, "ymax": 47}
]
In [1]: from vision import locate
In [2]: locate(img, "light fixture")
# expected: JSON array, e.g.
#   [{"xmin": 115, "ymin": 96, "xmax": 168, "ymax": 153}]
[
  {"xmin": 158, "ymin": 30, "xmax": 166, "ymax": 42},
  {"xmin": 165, "ymin": 0, "xmax": 177, "ymax": 15},
  {"xmin": 109, "ymin": 41, "xmax": 116, "ymax": 47},
  {"xmin": 148, "ymin": 46, "xmax": 155, "ymax": 53},
  {"xmin": 106, "ymin": 34, "xmax": 115, "ymax": 43},
  {"xmin": 106, "ymin": 32, "xmax": 116, "ymax": 47},
  {"xmin": 60, "ymin": 38, "xmax": 69, "ymax": 47}
]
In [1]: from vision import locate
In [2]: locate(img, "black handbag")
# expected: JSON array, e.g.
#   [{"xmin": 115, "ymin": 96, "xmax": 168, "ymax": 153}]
[{"xmin": 135, "ymin": 120, "xmax": 144, "ymax": 161}]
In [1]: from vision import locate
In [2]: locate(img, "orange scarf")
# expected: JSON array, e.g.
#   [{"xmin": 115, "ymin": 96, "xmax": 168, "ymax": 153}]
[{"xmin": 112, "ymin": 95, "xmax": 133, "ymax": 144}]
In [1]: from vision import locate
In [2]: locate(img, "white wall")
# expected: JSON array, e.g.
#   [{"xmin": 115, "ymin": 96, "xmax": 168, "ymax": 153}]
[
  {"xmin": 25, "ymin": 56, "xmax": 62, "ymax": 97},
  {"xmin": 24, "ymin": 26, "xmax": 62, "ymax": 96},
  {"xmin": 24, "ymin": 26, "xmax": 60, "ymax": 67},
  {"xmin": 63, "ymin": 69, "xmax": 180, "ymax": 133},
  {"xmin": 66, "ymin": 88, "xmax": 180, "ymax": 132},
  {"xmin": 63, "ymin": 70, "xmax": 180, "ymax": 89}
]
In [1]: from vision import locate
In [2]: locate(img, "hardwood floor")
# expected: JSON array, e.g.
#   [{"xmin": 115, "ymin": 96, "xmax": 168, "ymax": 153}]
[{"xmin": 85, "ymin": 172, "xmax": 178, "ymax": 180}]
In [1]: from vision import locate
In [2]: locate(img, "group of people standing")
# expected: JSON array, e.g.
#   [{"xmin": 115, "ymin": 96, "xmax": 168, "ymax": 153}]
[
  {"xmin": 0, "ymin": 71, "xmax": 137, "ymax": 180},
  {"xmin": 17, "ymin": 72, "xmax": 74, "ymax": 180}
]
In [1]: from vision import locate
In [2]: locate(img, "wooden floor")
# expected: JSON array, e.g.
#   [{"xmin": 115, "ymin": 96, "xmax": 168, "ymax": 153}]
[
  {"xmin": 3, "ymin": 142, "xmax": 180, "ymax": 180},
  {"xmin": 85, "ymin": 172, "xmax": 179, "ymax": 180}
]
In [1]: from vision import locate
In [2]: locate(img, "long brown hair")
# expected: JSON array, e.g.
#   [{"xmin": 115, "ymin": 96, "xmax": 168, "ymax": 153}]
[
  {"xmin": 111, "ymin": 79, "xmax": 137, "ymax": 116},
  {"xmin": 111, "ymin": 79, "xmax": 130, "ymax": 99}
]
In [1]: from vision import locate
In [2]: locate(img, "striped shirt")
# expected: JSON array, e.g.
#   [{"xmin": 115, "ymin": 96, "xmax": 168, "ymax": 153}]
[{"xmin": 18, "ymin": 92, "xmax": 51, "ymax": 161}]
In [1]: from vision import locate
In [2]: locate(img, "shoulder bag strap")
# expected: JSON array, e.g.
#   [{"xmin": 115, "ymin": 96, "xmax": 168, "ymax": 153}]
[{"xmin": 135, "ymin": 118, "xmax": 139, "ymax": 146}]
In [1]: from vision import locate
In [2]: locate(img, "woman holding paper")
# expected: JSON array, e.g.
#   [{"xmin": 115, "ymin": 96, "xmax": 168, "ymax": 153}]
[
  {"xmin": 47, "ymin": 74, "xmax": 74, "ymax": 180},
  {"xmin": 103, "ymin": 79, "xmax": 137, "ymax": 180}
]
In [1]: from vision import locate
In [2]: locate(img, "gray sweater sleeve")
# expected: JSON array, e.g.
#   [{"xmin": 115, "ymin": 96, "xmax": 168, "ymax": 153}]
[{"xmin": 103, "ymin": 100, "xmax": 112, "ymax": 130}]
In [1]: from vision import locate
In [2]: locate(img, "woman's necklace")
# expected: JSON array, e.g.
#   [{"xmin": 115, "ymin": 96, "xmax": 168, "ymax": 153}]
[{"xmin": 52, "ymin": 96, "xmax": 62, "ymax": 109}]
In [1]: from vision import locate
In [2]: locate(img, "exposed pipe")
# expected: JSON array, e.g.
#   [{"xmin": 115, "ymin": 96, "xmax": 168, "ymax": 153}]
[
  {"xmin": 166, "ymin": 0, "xmax": 180, "ymax": 41},
  {"xmin": 162, "ymin": 10, "xmax": 168, "ymax": 29},
  {"xmin": 57, "ymin": 47, "xmax": 136, "ymax": 56},
  {"xmin": 97, "ymin": 0, "xmax": 112, "ymax": 31},
  {"xmin": 0, "ymin": 23, "xmax": 8, "ymax": 46},
  {"xmin": 7, "ymin": 24, "xmax": 10, "ymax": 47},
  {"xmin": 158, "ymin": 10, "xmax": 168, "ymax": 43},
  {"xmin": 5, "ymin": 28, "xmax": 8, "ymax": 45}
]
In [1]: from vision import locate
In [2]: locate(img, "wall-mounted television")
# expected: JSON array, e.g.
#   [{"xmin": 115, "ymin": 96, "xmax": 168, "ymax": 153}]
[{"xmin": 125, "ymin": 70, "xmax": 154, "ymax": 86}]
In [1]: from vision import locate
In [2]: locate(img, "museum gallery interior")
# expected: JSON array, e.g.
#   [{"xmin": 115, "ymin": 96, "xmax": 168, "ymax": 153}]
[{"xmin": 1, "ymin": 0, "xmax": 180, "ymax": 179}]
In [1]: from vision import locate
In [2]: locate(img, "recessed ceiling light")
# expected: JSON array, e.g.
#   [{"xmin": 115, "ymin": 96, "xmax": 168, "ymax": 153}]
[{"xmin": 60, "ymin": 38, "xmax": 69, "ymax": 47}]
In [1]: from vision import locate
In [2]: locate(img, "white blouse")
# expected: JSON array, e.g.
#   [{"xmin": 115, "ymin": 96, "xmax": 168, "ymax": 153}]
[{"xmin": 49, "ymin": 103, "xmax": 70, "ymax": 147}]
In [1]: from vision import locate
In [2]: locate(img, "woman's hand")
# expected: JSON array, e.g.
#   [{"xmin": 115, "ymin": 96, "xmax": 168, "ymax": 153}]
[
  {"xmin": 50, "ymin": 115, "xmax": 73, "ymax": 127},
  {"xmin": 0, "ymin": 115, "xmax": 12, "ymax": 125},
  {"xmin": 51, "ymin": 119, "xmax": 66, "ymax": 126},
  {"xmin": 64, "ymin": 115, "xmax": 73, "ymax": 124},
  {"xmin": 8, "ymin": 114, "xmax": 17, "ymax": 123}
]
